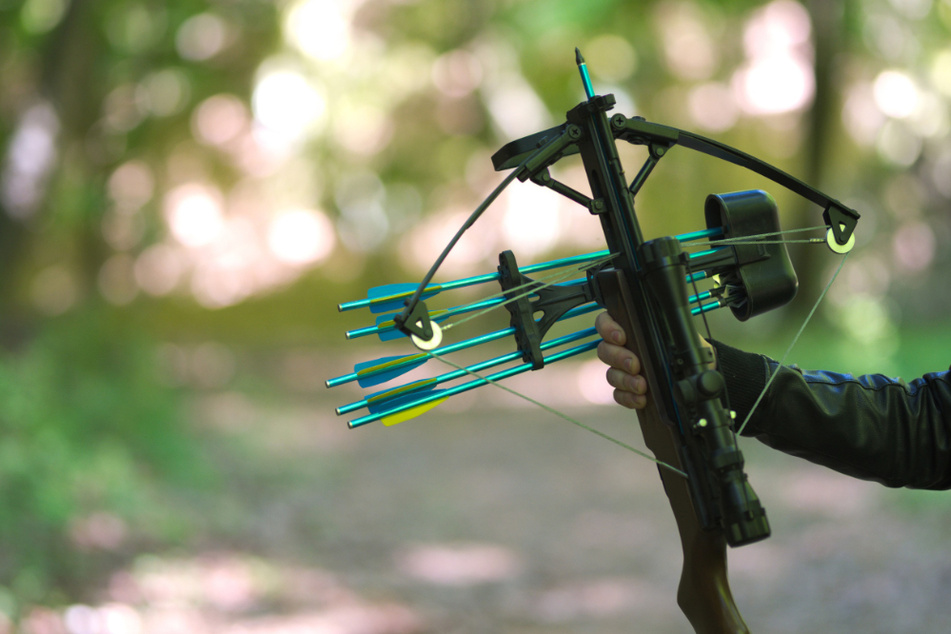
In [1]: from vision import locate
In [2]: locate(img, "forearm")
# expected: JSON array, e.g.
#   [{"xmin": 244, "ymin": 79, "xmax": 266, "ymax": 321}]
[{"xmin": 712, "ymin": 340, "xmax": 951, "ymax": 490}]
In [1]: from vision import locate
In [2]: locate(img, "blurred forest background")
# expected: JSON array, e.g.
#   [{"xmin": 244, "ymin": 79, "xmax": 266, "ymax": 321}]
[{"xmin": 2, "ymin": 0, "xmax": 951, "ymax": 631}]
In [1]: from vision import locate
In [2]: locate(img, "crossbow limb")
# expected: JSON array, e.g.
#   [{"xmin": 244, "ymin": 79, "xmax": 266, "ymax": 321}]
[{"xmin": 329, "ymin": 50, "xmax": 860, "ymax": 633}]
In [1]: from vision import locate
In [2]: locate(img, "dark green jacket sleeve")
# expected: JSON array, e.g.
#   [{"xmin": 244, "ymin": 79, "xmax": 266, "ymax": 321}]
[{"xmin": 712, "ymin": 340, "xmax": 951, "ymax": 490}]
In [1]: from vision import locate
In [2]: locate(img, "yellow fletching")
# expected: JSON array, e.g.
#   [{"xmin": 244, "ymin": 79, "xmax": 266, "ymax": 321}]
[
  {"xmin": 381, "ymin": 397, "xmax": 448, "ymax": 426},
  {"xmin": 368, "ymin": 378, "xmax": 436, "ymax": 407},
  {"xmin": 357, "ymin": 352, "xmax": 427, "ymax": 378}
]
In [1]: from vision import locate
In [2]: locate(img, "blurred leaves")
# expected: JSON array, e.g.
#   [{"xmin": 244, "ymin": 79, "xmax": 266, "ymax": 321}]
[
  {"xmin": 0, "ymin": 308, "xmax": 204, "ymax": 605},
  {"xmin": 1, "ymin": 0, "xmax": 951, "ymax": 616}
]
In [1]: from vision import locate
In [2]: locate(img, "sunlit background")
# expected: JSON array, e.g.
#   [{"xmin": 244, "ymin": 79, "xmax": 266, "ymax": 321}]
[{"xmin": 2, "ymin": 0, "xmax": 951, "ymax": 632}]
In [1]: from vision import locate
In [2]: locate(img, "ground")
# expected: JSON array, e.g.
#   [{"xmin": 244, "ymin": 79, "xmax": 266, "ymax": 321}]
[{"xmin": 26, "ymin": 356, "xmax": 951, "ymax": 633}]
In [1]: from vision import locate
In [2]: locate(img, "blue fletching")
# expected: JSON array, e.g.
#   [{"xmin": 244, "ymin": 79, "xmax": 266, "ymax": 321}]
[
  {"xmin": 367, "ymin": 283, "xmax": 416, "ymax": 313},
  {"xmin": 367, "ymin": 284, "xmax": 440, "ymax": 314},
  {"xmin": 375, "ymin": 313, "xmax": 405, "ymax": 341},
  {"xmin": 354, "ymin": 354, "xmax": 429, "ymax": 388}
]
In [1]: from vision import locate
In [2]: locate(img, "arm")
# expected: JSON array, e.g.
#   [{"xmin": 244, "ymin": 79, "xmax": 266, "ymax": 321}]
[
  {"xmin": 714, "ymin": 340, "xmax": 951, "ymax": 490},
  {"xmin": 597, "ymin": 312, "xmax": 951, "ymax": 490}
]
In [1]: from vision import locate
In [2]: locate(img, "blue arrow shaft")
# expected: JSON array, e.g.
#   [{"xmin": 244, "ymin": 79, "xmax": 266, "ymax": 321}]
[
  {"xmin": 337, "ymin": 327, "xmax": 599, "ymax": 415},
  {"xmin": 338, "ymin": 250, "xmax": 611, "ymax": 312},
  {"xmin": 340, "ymin": 285, "xmax": 719, "ymax": 384},
  {"xmin": 692, "ymin": 299, "xmax": 724, "ymax": 315},
  {"xmin": 688, "ymin": 247, "xmax": 724, "ymax": 260},
  {"xmin": 346, "ymin": 278, "xmax": 588, "ymax": 340},
  {"xmin": 338, "ymin": 226, "xmax": 724, "ymax": 313},
  {"xmin": 688, "ymin": 290, "xmax": 713, "ymax": 304},
  {"xmin": 678, "ymin": 227, "xmax": 722, "ymax": 242},
  {"xmin": 348, "ymin": 339, "xmax": 601, "ymax": 429},
  {"xmin": 686, "ymin": 270, "xmax": 709, "ymax": 284},
  {"xmin": 327, "ymin": 302, "xmax": 602, "ymax": 388}
]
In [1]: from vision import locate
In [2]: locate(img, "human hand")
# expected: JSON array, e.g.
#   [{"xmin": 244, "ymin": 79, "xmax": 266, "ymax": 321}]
[
  {"xmin": 595, "ymin": 312, "xmax": 718, "ymax": 410},
  {"xmin": 595, "ymin": 312, "xmax": 648, "ymax": 410}
]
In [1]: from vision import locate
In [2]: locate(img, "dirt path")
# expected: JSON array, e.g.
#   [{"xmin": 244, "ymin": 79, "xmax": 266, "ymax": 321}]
[
  {"xmin": 36, "ymin": 382, "xmax": 951, "ymax": 633},
  {"xmin": 236, "ymin": 382, "xmax": 951, "ymax": 634}
]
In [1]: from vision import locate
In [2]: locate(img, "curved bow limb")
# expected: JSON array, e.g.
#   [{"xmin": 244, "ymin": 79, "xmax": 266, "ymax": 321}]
[{"xmin": 599, "ymin": 269, "xmax": 750, "ymax": 634}]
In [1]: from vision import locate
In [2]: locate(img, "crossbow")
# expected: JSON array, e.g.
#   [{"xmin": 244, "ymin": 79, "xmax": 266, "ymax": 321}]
[{"xmin": 328, "ymin": 50, "xmax": 859, "ymax": 632}]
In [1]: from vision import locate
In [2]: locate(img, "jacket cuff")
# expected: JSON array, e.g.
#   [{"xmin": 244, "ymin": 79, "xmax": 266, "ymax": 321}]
[{"xmin": 710, "ymin": 339, "xmax": 770, "ymax": 433}]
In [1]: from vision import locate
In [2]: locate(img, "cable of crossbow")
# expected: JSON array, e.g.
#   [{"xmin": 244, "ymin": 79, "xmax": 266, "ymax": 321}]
[
  {"xmin": 684, "ymin": 254, "xmax": 759, "ymax": 514},
  {"xmin": 736, "ymin": 252, "xmax": 850, "ymax": 436},
  {"xmin": 680, "ymin": 226, "xmax": 830, "ymax": 248},
  {"xmin": 348, "ymin": 265, "xmax": 599, "ymax": 342},
  {"xmin": 428, "ymin": 348, "xmax": 688, "ymax": 478},
  {"xmin": 397, "ymin": 159, "xmax": 530, "ymax": 332},
  {"xmin": 438, "ymin": 253, "xmax": 616, "ymax": 334}
]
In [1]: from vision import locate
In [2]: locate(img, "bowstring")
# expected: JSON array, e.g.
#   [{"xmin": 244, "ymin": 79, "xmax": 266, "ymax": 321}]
[
  {"xmin": 682, "ymin": 223, "xmax": 853, "ymax": 434},
  {"xmin": 399, "ymin": 157, "xmax": 531, "ymax": 323},
  {"xmin": 684, "ymin": 250, "xmax": 751, "ymax": 509},
  {"xmin": 427, "ymin": 348, "xmax": 688, "ymax": 479},
  {"xmin": 432, "ymin": 225, "xmax": 828, "ymax": 334},
  {"xmin": 438, "ymin": 253, "xmax": 617, "ymax": 333},
  {"xmin": 405, "ymin": 217, "xmax": 848, "ymax": 480},
  {"xmin": 410, "ymin": 251, "xmax": 687, "ymax": 476},
  {"xmin": 681, "ymin": 225, "xmax": 828, "ymax": 247},
  {"xmin": 736, "ymin": 252, "xmax": 850, "ymax": 436}
]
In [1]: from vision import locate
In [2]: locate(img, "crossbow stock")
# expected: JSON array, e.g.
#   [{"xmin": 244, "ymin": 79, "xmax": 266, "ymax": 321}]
[{"xmin": 328, "ymin": 51, "xmax": 859, "ymax": 632}]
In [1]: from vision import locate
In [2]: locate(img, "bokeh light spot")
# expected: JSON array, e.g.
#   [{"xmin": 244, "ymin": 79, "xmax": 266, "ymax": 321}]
[
  {"xmin": 252, "ymin": 67, "xmax": 327, "ymax": 144},
  {"xmin": 267, "ymin": 209, "xmax": 336, "ymax": 265},
  {"xmin": 191, "ymin": 94, "xmax": 248, "ymax": 147},
  {"xmin": 108, "ymin": 160, "xmax": 154, "ymax": 211},
  {"xmin": 893, "ymin": 221, "xmax": 935, "ymax": 272},
  {"xmin": 873, "ymin": 70, "xmax": 919, "ymax": 119},
  {"xmin": 688, "ymin": 83, "xmax": 738, "ymax": 132},
  {"xmin": 284, "ymin": 0, "xmax": 352, "ymax": 63},
  {"xmin": 654, "ymin": 1, "xmax": 718, "ymax": 81},
  {"xmin": 176, "ymin": 12, "xmax": 228, "ymax": 61},
  {"xmin": 584, "ymin": 35, "xmax": 638, "ymax": 83},
  {"xmin": 20, "ymin": 0, "xmax": 68, "ymax": 34},
  {"xmin": 138, "ymin": 69, "xmax": 191, "ymax": 118},
  {"xmin": 164, "ymin": 183, "xmax": 225, "ymax": 247},
  {"xmin": 432, "ymin": 49, "xmax": 484, "ymax": 97},
  {"xmin": 135, "ymin": 244, "xmax": 185, "ymax": 296},
  {"xmin": 876, "ymin": 120, "xmax": 922, "ymax": 166}
]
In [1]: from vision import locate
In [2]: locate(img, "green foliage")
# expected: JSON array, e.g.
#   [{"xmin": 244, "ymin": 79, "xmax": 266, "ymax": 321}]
[{"xmin": 0, "ymin": 308, "xmax": 206, "ymax": 606}]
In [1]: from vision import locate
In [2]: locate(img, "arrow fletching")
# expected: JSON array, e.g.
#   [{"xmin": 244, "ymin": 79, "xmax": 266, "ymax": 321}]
[
  {"xmin": 380, "ymin": 394, "xmax": 449, "ymax": 426},
  {"xmin": 347, "ymin": 338, "xmax": 599, "ymax": 429},
  {"xmin": 326, "ymin": 302, "xmax": 603, "ymax": 390},
  {"xmin": 366, "ymin": 284, "xmax": 441, "ymax": 314},
  {"xmin": 338, "ymin": 250, "xmax": 613, "ymax": 314},
  {"xmin": 353, "ymin": 353, "xmax": 429, "ymax": 388},
  {"xmin": 367, "ymin": 378, "xmax": 438, "ymax": 414}
]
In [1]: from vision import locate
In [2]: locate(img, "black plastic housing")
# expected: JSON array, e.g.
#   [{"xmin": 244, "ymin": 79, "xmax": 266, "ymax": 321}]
[{"xmin": 704, "ymin": 190, "xmax": 798, "ymax": 321}]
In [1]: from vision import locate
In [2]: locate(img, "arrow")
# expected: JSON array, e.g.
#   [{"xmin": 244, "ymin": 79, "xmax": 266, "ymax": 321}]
[
  {"xmin": 338, "ymin": 250, "xmax": 611, "ymax": 313},
  {"xmin": 336, "ymin": 327, "xmax": 599, "ymax": 416},
  {"xmin": 348, "ymin": 338, "xmax": 601, "ymax": 429},
  {"xmin": 347, "ymin": 278, "xmax": 590, "ymax": 341},
  {"xmin": 337, "ymin": 227, "xmax": 724, "ymax": 314},
  {"xmin": 331, "ymin": 286, "xmax": 719, "ymax": 390},
  {"xmin": 326, "ymin": 302, "xmax": 603, "ymax": 389},
  {"xmin": 576, "ymin": 47, "xmax": 596, "ymax": 100}
]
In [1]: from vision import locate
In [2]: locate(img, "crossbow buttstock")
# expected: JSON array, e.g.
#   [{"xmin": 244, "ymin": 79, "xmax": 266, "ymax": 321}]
[{"xmin": 597, "ymin": 270, "xmax": 748, "ymax": 634}]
